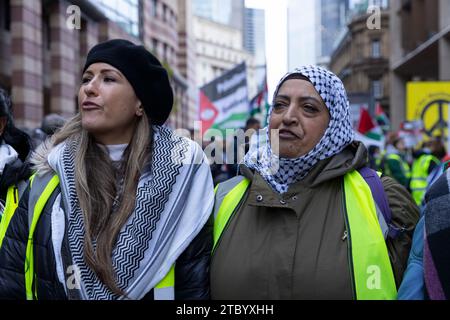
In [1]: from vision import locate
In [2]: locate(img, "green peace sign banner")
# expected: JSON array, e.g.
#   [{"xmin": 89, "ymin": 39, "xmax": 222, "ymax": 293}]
[{"xmin": 407, "ymin": 82, "xmax": 450, "ymax": 139}]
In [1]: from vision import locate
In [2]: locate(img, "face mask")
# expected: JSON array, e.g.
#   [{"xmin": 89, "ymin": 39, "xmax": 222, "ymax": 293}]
[{"xmin": 423, "ymin": 148, "xmax": 431, "ymax": 154}]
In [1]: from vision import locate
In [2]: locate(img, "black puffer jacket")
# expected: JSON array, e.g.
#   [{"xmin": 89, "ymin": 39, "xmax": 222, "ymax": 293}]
[
  {"xmin": 0, "ymin": 157, "xmax": 31, "ymax": 203},
  {"xmin": 0, "ymin": 184, "xmax": 213, "ymax": 300}
]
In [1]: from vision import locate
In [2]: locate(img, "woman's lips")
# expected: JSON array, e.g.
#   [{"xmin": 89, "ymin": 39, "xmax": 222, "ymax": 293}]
[
  {"xmin": 82, "ymin": 102, "xmax": 101, "ymax": 110},
  {"xmin": 279, "ymin": 129, "xmax": 300, "ymax": 139}
]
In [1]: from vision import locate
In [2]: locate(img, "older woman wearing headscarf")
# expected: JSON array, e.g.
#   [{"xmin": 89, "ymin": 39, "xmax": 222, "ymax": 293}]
[{"xmin": 210, "ymin": 66, "xmax": 419, "ymax": 300}]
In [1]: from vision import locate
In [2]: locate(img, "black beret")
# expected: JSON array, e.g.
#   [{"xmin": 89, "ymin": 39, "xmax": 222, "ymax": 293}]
[{"xmin": 83, "ymin": 39, "xmax": 173, "ymax": 125}]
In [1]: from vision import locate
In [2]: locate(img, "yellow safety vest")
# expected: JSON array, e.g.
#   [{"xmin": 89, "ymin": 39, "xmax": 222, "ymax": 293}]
[
  {"xmin": 410, "ymin": 154, "xmax": 439, "ymax": 205},
  {"xmin": 385, "ymin": 153, "xmax": 411, "ymax": 179},
  {"xmin": 0, "ymin": 185, "xmax": 20, "ymax": 248},
  {"xmin": 212, "ymin": 171, "xmax": 397, "ymax": 300},
  {"xmin": 24, "ymin": 173, "xmax": 174, "ymax": 300}
]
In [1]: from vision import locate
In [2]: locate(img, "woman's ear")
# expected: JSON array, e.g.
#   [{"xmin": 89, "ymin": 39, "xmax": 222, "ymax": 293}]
[{"xmin": 136, "ymin": 106, "xmax": 144, "ymax": 117}]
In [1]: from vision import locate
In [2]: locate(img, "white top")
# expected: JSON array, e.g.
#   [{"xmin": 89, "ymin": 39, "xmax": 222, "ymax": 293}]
[{"xmin": 104, "ymin": 143, "xmax": 128, "ymax": 162}]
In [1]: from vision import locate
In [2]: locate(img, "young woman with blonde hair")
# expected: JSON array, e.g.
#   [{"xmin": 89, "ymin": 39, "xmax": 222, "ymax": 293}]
[{"xmin": 0, "ymin": 39, "xmax": 214, "ymax": 300}]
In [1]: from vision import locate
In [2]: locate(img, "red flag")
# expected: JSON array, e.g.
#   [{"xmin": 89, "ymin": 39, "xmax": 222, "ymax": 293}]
[
  {"xmin": 199, "ymin": 90, "xmax": 219, "ymax": 134},
  {"xmin": 357, "ymin": 107, "xmax": 376, "ymax": 135}
]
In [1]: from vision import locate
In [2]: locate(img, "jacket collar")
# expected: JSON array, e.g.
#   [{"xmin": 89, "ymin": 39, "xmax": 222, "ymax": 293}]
[{"xmin": 239, "ymin": 141, "xmax": 368, "ymax": 215}]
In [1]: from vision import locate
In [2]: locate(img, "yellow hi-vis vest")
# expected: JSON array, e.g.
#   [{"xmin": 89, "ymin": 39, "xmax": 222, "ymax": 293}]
[
  {"xmin": 24, "ymin": 173, "xmax": 174, "ymax": 300},
  {"xmin": 0, "ymin": 178, "xmax": 30, "ymax": 249},
  {"xmin": 385, "ymin": 153, "xmax": 411, "ymax": 179},
  {"xmin": 410, "ymin": 154, "xmax": 439, "ymax": 205},
  {"xmin": 0, "ymin": 185, "xmax": 20, "ymax": 248},
  {"xmin": 212, "ymin": 171, "xmax": 397, "ymax": 300}
]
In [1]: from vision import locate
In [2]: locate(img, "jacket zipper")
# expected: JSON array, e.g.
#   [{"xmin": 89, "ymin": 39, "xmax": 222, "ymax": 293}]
[{"xmin": 341, "ymin": 181, "xmax": 356, "ymax": 300}]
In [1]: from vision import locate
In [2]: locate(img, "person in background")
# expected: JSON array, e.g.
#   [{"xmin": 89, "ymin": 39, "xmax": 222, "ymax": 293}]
[
  {"xmin": 381, "ymin": 134, "xmax": 411, "ymax": 189},
  {"xmin": 0, "ymin": 87, "xmax": 32, "ymax": 244},
  {"xmin": 0, "ymin": 39, "xmax": 214, "ymax": 300},
  {"xmin": 367, "ymin": 145, "xmax": 381, "ymax": 171},
  {"xmin": 210, "ymin": 65, "xmax": 419, "ymax": 300},
  {"xmin": 398, "ymin": 165, "xmax": 450, "ymax": 300},
  {"xmin": 410, "ymin": 138, "xmax": 446, "ymax": 206},
  {"xmin": 31, "ymin": 113, "xmax": 66, "ymax": 149}
]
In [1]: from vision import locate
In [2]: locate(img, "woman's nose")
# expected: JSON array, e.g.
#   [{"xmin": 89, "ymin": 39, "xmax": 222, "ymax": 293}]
[
  {"xmin": 83, "ymin": 78, "xmax": 98, "ymax": 96},
  {"xmin": 282, "ymin": 104, "xmax": 299, "ymax": 125}
]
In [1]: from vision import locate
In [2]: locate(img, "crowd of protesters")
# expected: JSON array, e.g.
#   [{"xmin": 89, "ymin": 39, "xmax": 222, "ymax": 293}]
[{"xmin": 0, "ymin": 39, "xmax": 449, "ymax": 300}]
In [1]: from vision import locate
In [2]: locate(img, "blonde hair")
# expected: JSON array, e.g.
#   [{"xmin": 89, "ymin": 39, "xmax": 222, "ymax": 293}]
[{"xmin": 49, "ymin": 112, "xmax": 152, "ymax": 295}]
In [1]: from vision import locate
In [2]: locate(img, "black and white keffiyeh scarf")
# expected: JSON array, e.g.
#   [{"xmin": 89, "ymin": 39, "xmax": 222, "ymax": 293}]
[
  {"xmin": 244, "ymin": 65, "xmax": 354, "ymax": 194},
  {"xmin": 47, "ymin": 125, "xmax": 214, "ymax": 299}
]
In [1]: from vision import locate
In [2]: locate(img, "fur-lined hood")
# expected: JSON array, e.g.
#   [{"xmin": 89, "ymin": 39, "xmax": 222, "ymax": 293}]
[{"xmin": 30, "ymin": 139, "xmax": 57, "ymax": 176}]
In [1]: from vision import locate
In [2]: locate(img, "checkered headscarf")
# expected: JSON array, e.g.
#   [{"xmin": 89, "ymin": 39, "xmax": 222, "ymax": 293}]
[{"xmin": 244, "ymin": 65, "xmax": 354, "ymax": 193}]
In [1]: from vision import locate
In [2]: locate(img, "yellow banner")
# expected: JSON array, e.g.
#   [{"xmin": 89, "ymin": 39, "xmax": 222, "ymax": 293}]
[{"xmin": 406, "ymin": 82, "xmax": 450, "ymax": 139}]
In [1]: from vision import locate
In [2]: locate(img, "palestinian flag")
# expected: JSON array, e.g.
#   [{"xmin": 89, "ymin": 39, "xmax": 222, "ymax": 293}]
[
  {"xmin": 358, "ymin": 107, "xmax": 383, "ymax": 141},
  {"xmin": 249, "ymin": 82, "xmax": 269, "ymax": 117},
  {"xmin": 375, "ymin": 103, "xmax": 390, "ymax": 132},
  {"xmin": 199, "ymin": 62, "xmax": 249, "ymax": 135}
]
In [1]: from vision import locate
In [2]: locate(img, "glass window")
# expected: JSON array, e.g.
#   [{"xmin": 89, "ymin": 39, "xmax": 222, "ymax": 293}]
[
  {"xmin": 151, "ymin": 0, "xmax": 157, "ymax": 17},
  {"xmin": 372, "ymin": 79, "xmax": 383, "ymax": 98},
  {"xmin": 163, "ymin": 43, "xmax": 168, "ymax": 61},
  {"xmin": 371, "ymin": 39, "xmax": 381, "ymax": 58},
  {"xmin": 93, "ymin": 0, "xmax": 140, "ymax": 37},
  {"xmin": 162, "ymin": 4, "xmax": 167, "ymax": 22},
  {"xmin": 0, "ymin": 0, "xmax": 11, "ymax": 31}
]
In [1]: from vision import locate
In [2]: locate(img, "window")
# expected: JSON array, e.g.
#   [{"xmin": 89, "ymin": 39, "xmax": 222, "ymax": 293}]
[
  {"xmin": 0, "ymin": 0, "xmax": 11, "ymax": 31},
  {"xmin": 371, "ymin": 39, "xmax": 381, "ymax": 58},
  {"xmin": 162, "ymin": 4, "xmax": 167, "ymax": 22},
  {"xmin": 42, "ymin": 12, "xmax": 51, "ymax": 50},
  {"xmin": 372, "ymin": 79, "xmax": 383, "ymax": 99},
  {"xmin": 163, "ymin": 43, "xmax": 168, "ymax": 62},
  {"xmin": 172, "ymin": 12, "xmax": 177, "ymax": 27},
  {"xmin": 151, "ymin": 0, "xmax": 157, "ymax": 17},
  {"xmin": 94, "ymin": 0, "xmax": 140, "ymax": 37}
]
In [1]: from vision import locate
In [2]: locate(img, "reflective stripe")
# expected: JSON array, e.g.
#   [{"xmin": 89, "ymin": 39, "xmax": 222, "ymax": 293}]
[
  {"xmin": 16, "ymin": 180, "xmax": 28, "ymax": 200},
  {"xmin": 213, "ymin": 176, "xmax": 247, "ymax": 220},
  {"xmin": 153, "ymin": 287, "xmax": 174, "ymax": 300},
  {"xmin": 0, "ymin": 185, "xmax": 19, "ymax": 248},
  {"xmin": 154, "ymin": 264, "xmax": 175, "ymax": 300},
  {"xmin": 213, "ymin": 177, "xmax": 250, "ymax": 250},
  {"xmin": 213, "ymin": 173, "xmax": 397, "ymax": 300},
  {"xmin": 25, "ymin": 174, "xmax": 60, "ymax": 300},
  {"xmin": 344, "ymin": 170, "xmax": 397, "ymax": 299}
]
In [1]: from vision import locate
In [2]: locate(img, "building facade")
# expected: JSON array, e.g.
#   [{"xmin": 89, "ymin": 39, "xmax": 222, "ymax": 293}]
[
  {"xmin": 287, "ymin": 0, "xmax": 349, "ymax": 69},
  {"xmin": 0, "ymin": 0, "xmax": 197, "ymax": 130},
  {"xmin": 244, "ymin": 7, "xmax": 266, "ymax": 90},
  {"xmin": 319, "ymin": 0, "xmax": 350, "ymax": 66},
  {"xmin": 193, "ymin": 15, "xmax": 257, "ymax": 98},
  {"xmin": 390, "ymin": 0, "xmax": 450, "ymax": 129},
  {"xmin": 192, "ymin": 0, "xmax": 244, "ymax": 34},
  {"xmin": 330, "ymin": 8, "xmax": 390, "ymax": 118},
  {"xmin": 177, "ymin": 0, "xmax": 197, "ymax": 128}
]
